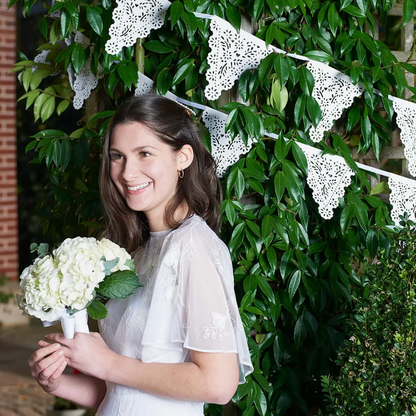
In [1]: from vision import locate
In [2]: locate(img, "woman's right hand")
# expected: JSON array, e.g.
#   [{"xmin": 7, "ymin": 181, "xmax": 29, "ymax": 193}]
[{"xmin": 28, "ymin": 340, "xmax": 67, "ymax": 394}]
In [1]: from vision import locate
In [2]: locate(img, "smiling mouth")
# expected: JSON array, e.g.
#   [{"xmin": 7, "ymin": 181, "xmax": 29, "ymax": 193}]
[{"xmin": 127, "ymin": 182, "xmax": 151, "ymax": 191}]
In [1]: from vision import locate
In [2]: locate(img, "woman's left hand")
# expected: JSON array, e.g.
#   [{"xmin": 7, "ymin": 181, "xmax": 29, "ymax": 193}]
[{"xmin": 45, "ymin": 332, "xmax": 116, "ymax": 381}]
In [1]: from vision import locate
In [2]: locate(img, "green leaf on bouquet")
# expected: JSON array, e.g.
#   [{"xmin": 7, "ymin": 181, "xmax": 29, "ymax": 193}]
[
  {"xmin": 36, "ymin": 243, "xmax": 49, "ymax": 257},
  {"xmin": 97, "ymin": 271, "xmax": 142, "ymax": 299},
  {"xmin": 101, "ymin": 257, "xmax": 120, "ymax": 276},
  {"xmin": 87, "ymin": 300, "xmax": 108, "ymax": 320},
  {"xmin": 124, "ymin": 258, "xmax": 136, "ymax": 272},
  {"xmin": 66, "ymin": 307, "xmax": 80, "ymax": 316},
  {"xmin": 30, "ymin": 243, "xmax": 38, "ymax": 252}
]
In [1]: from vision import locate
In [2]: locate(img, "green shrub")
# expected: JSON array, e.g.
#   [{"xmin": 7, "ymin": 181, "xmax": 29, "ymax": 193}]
[{"xmin": 322, "ymin": 220, "xmax": 416, "ymax": 416}]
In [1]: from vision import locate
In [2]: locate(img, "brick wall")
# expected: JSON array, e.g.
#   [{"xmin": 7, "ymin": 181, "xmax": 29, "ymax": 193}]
[{"xmin": 0, "ymin": 0, "xmax": 18, "ymax": 281}]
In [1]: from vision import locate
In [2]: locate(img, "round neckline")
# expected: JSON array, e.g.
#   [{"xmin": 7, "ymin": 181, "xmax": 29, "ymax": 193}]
[{"xmin": 149, "ymin": 228, "xmax": 172, "ymax": 237}]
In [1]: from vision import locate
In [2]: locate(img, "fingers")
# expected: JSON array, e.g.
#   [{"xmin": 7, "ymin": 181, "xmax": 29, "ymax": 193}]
[
  {"xmin": 37, "ymin": 354, "xmax": 67, "ymax": 382},
  {"xmin": 45, "ymin": 333, "xmax": 72, "ymax": 347},
  {"xmin": 49, "ymin": 359, "xmax": 67, "ymax": 381},
  {"xmin": 29, "ymin": 342, "xmax": 61, "ymax": 367},
  {"xmin": 31, "ymin": 348, "xmax": 65, "ymax": 379}
]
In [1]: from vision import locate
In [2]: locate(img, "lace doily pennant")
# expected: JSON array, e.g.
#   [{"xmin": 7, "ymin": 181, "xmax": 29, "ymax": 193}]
[
  {"xmin": 73, "ymin": 58, "xmax": 99, "ymax": 109},
  {"xmin": 300, "ymin": 144, "xmax": 355, "ymax": 219},
  {"xmin": 202, "ymin": 107, "xmax": 255, "ymax": 177},
  {"xmin": 307, "ymin": 61, "xmax": 363, "ymax": 143},
  {"xmin": 72, "ymin": 32, "xmax": 103, "ymax": 110},
  {"xmin": 134, "ymin": 72, "xmax": 154, "ymax": 96},
  {"xmin": 388, "ymin": 176, "xmax": 416, "ymax": 225},
  {"xmin": 105, "ymin": 0, "xmax": 171, "ymax": 56},
  {"xmin": 391, "ymin": 96, "xmax": 416, "ymax": 177},
  {"xmin": 205, "ymin": 16, "xmax": 273, "ymax": 101}
]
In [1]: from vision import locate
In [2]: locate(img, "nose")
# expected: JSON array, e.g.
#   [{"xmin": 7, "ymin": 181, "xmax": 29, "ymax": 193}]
[{"xmin": 121, "ymin": 157, "xmax": 139, "ymax": 182}]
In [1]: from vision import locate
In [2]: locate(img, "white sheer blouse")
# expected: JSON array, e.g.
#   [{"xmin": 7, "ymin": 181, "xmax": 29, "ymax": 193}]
[{"xmin": 97, "ymin": 215, "xmax": 253, "ymax": 416}]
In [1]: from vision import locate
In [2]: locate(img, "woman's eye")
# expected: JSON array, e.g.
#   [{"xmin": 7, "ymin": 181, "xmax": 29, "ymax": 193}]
[
  {"xmin": 139, "ymin": 151, "xmax": 151, "ymax": 157},
  {"xmin": 110, "ymin": 153, "xmax": 123, "ymax": 161}
]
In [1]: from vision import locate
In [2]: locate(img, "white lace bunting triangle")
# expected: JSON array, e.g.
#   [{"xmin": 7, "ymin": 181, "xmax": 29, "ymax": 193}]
[
  {"xmin": 73, "ymin": 59, "xmax": 99, "ymax": 110},
  {"xmin": 134, "ymin": 72, "xmax": 154, "ymax": 96},
  {"xmin": 202, "ymin": 107, "xmax": 255, "ymax": 177},
  {"xmin": 300, "ymin": 144, "xmax": 355, "ymax": 219},
  {"xmin": 205, "ymin": 16, "xmax": 272, "ymax": 101},
  {"xmin": 72, "ymin": 33, "xmax": 102, "ymax": 110},
  {"xmin": 391, "ymin": 96, "xmax": 416, "ymax": 177},
  {"xmin": 388, "ymin": 176, "xmax": 416, "ymax": 225},
  {"xmin": 307, "ymin": 61, "xmax": 363, "ymax": 143},
  {"xmin": 105, "ymin": 0, "xmax": 171, "ymax": 56}
]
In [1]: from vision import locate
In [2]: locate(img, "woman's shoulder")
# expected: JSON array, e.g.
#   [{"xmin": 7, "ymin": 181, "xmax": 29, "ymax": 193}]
[{"xmin": 169, "ymin": 215, "xmax": 227, "ymax": 253}]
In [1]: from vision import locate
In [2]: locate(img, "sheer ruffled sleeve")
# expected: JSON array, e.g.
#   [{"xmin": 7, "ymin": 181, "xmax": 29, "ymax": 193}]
[
  {"xmin": 177, "ymin": 222, "xmax": 253, "ymax": 383},
  {"xmin": 140, "ymin": 217, "xmax": 253, "ymax": 383}
]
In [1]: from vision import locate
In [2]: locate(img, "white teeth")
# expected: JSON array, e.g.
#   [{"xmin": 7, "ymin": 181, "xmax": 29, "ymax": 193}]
[{"xmin": 127, "ymin": 182, "xmax": 150, "ymax": 191}]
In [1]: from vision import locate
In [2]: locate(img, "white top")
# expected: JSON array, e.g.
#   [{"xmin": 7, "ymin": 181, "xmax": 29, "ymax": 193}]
[{"xmin": 96, "ymin": 215, "xmax": 253, "ymax": 416}]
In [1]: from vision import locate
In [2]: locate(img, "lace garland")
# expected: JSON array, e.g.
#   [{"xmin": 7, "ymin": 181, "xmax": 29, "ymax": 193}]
[
  {"xmin": 134, "ymin": 72, "xmax": 154, "ymax": 96},
  {"xmin": 205, "ymin": 17, "xmax": 272, "ymax": 101},
  {"xmin": 392, "ymin": 98, "xmax": 416, "ymax": 177},
  {"xmin": 307, "ymin": 61, "xmax": 363, "ymax": 143},
  {"xmin": 33, "ymin": 50, "xmax": 59, "ymax": 76},
  {"xmin": 202, "ymin": 107, "xmax": 254, "ymax": 177},
  {"xmin": 71, "ymin": 33, "xmax": 103, "ymax": 110},
  {"xmin": 73, "ymin": 59, "xmax": 99, "ymax": 109},
  {"xmin": 105, "ymin": 0, "xmax": 171, "ymax": 55},
  {"xmin": 388, "ymin": 177, "xmax": 416, "ymax": 225},
  {"xmin": 302, "ymin": 146, "xmax": 355, "ymax": 219}
]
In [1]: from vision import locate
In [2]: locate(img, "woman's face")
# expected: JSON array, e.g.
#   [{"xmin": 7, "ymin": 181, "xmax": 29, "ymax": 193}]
[{"xmin": 109, "ymin": 122, "xmax": 185, "ymax": 231}]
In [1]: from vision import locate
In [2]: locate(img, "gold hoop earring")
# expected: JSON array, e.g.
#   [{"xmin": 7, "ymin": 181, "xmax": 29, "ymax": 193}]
[{"xmin": 178, "ymin": 169, "xmax": 184, "ymax": 179}]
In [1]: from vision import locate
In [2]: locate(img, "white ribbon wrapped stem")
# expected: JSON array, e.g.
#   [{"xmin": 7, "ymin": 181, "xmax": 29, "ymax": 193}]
[{"xmin": 43, "ymin": 309, "xmax": 90, "ymax": 339}]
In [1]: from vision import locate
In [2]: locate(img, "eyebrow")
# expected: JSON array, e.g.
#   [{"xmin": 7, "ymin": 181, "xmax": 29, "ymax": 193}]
[{"xmin": 109, "ymin": 145, "xmax": 158, "ymax": 153}]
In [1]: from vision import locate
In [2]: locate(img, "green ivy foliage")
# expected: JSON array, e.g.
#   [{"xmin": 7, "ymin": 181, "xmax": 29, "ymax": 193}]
[
  {"xmin": 321, "ymin": 219, "xmax": 416, "ymax": 416},
  {"xmin": 10, "ymin": 0, "xmax": 416, "ymax": 414}
]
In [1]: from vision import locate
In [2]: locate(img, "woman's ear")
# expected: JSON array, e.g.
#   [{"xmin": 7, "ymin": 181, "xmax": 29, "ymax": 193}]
[{"xmin": 177, "ymin": 144, "xmax": 194, "ymax": 170}]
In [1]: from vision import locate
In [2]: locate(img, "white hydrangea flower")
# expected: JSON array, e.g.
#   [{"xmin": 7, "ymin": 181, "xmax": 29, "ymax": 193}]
[
  {"xmin": 98, "ymin": 238, "xmax": 131, "ymax": 272},
  {"xmin": 17, "ymin": 237, "xmax": 134, "ymax": 323},
  {"xmin": 17, "ymin": 255, "xmax": 66, "ymax": 322}
]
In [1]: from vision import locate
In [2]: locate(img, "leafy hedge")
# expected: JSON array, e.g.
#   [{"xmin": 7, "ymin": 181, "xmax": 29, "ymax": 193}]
[
  {"xmin": 322, "ymin": 219, "xmax": 416, "ymax": 416},
  {"xmin": 11, "ymin": 0, "xmax": 415, "ymax": 414}
]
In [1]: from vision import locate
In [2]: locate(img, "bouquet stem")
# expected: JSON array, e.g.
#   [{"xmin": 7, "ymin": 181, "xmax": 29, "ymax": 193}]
[{"xmin": 62, "ymin": 309, "xmax": 90, "ymax": 339}]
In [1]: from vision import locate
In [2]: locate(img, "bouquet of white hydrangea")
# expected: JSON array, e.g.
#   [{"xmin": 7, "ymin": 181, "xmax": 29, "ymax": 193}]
[{"xmin": 17, "ymin": 237, "xmax": 141, "ymax": 338}]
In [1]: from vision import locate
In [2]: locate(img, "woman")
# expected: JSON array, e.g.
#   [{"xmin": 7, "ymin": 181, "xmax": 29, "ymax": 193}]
[{"xmin": 28, "ymin": 94, "xmax": 253, "ymax": 415}]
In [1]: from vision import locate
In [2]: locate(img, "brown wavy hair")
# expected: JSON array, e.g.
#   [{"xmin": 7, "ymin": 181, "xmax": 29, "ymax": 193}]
[{"xmin": 100, "ymin": 94, "xmax": 222, "ymax": 253}]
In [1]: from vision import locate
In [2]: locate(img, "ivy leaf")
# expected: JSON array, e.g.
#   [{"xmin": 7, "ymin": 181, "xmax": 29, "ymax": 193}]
[
  {"xmin": 403, "ymin": 0, "xmax": 416, "ymax": 25},
  {"xmin": 258, "ymin": 54, "xmax": 274, "ymax": 86},
  {"xmin": 71, "ymin": 43, "xmax": 87, "ymax": 74},
  {"xmin": 172, "ymin": 60, "xmax": 194, "ymax": 86},
  {"xmin": 253, "ymin": 0, "xmax": 265, "ymax": 21},
  {"xmin": 294, "ymin": 311, "xmax": 307, "ymax": 349},
  {"xmin": 274, "ymin": 54, "xmax": 289, "ymax": 87},
  {"xmin": 57, "ymin": 100, "xmax": 70, "ymax": 116},
  {"xmin": 274, "ymin": 171, "xmax": 286, "ymax": 201},
  {"xmin": 370, "ymin": 181, "xmax": 389, "ymax": 196},
  {"xmin": 96, "ymin": 271, "xmax": 142, "ymax": 299},
  {"xmin": 225, "ymin": 3, "xmax": 241, "ymax": 31},
  {"xmin": 306, "ymin": 96, "xmax": 322, "ymax": 128},
  {"xmin": 87, "ymin": 300, "xmax": 108, "ymax": 320},
  {"xmin": 144, "ymin": 41, "xmax": 176, "ymax": 54},
  {"xmin": 86, "ymin": 6, "xmax": 103, "ymax": 36},
  {"xmin": 328, "ymin": 3, "xmax": 341, "ymax": 36},
  {"xmin": 343, "ymin": 4, "xmax": 366, "ymax": 17},
  {"xmin": 288, "ymin": 270, "xmax": 301, "ymax": 302},
  {"xmin": 41, "ymin": 96, "xmax": 55, "ymax": 123},
  {"xmin": 157, "ymin": 68, "xmax": 173, "ymax": 95},
  {"xmin": 299, "ymin": 66, "xmax": 315, "ymax": 96},
  {"xmin": 60, "ymin": 9, "xmax": 70, "ymax": 38},
  {"xmin": 117, "ymin": 61, "xmax": 139, "ymax": 90}
]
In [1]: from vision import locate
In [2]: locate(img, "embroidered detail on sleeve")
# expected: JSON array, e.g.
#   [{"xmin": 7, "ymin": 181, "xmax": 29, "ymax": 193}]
[{"xmin": 203, "ymin": 312, "xmax": 230, "ymax": 341}]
